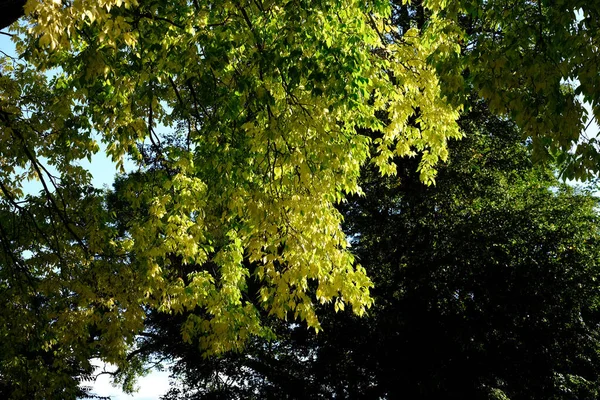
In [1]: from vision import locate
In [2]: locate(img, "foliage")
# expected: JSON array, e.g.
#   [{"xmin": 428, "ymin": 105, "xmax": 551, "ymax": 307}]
[
  {"xmin": 153, "ymin": 103, "xmax": 600, "ymax": 399},
  {"xmin": 430, "ymin": 0, "xmax": 600, "ymax": 180},
  {"xmin": 0, "ymin": 0, "xmax": 599, "ymax": 397}
]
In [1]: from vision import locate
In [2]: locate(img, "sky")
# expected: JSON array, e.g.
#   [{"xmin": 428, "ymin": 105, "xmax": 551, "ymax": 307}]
[{"xmin": 86, "ymin": 361, "xmax": 171, "ymax": 400}]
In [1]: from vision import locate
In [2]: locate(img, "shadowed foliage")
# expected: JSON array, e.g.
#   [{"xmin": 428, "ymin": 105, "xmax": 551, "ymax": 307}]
[{"xmin": 151, "ymin": 103, "xmax": 600, "ymax": 400}]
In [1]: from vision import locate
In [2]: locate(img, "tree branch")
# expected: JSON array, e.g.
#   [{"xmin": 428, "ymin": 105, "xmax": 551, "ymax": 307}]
[{"xmin": 0, "ymin": 0, "xmax": 26, "ymax": 31}]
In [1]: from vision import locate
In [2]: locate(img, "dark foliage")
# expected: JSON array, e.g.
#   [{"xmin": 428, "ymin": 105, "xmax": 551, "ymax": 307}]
[{"xmin": 149, "ymin": 102, "xmax": 600, "ymax": 400}]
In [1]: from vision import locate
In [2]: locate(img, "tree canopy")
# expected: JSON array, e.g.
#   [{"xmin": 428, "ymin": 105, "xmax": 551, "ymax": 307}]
[
  {"xmin": 1, "ymin": 0, "xmax": 600, "ymax": 397},
  {"xmin": 152, "ymin": 102, "xmax": 600, "ymax": 400}
]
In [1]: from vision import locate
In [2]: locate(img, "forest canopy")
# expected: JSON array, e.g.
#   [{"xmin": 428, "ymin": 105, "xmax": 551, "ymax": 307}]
[{"xmin": 1, "ymin": 0, "xmax": 600, "ymax": 398}]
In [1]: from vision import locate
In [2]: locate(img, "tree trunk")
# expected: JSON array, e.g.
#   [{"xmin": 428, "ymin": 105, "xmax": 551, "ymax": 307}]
[{"xmin": 0, "ymin": 0, "xmax": 26, "ymax": 31}]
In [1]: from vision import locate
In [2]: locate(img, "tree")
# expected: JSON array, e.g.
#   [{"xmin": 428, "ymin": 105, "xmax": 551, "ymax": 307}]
[
  {"xmin": 150, "ymin": 102, "xmax": 600, "ymax": 400},
  {"xmin": 0, "ymin": 0, "xmax": 599, "ymax": 396}
]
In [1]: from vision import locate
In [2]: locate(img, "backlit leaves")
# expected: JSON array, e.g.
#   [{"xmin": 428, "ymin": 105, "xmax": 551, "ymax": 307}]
[
  {"xmin": 3, "ymin": 0, "xmax": 599, "ymax": 396},
  {"xmin": 5, "ymin": 0, "xmax": 463, "ymax": 363}
]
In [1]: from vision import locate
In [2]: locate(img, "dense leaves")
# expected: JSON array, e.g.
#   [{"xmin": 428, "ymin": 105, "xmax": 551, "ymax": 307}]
[
  {"xmin": 2, "ymin": 2, "xmax": 462, "ymax": 393},
  {"xmin": 0, "ymin": 0, "xmax": 600, "ymax": 397},
  {"xmin": 153, "ymin": 104, "xmax": 600, "ymax": 399},
  {"xmin": 445, "ymin": 0, "xmax": 600, "ymax": 180}
]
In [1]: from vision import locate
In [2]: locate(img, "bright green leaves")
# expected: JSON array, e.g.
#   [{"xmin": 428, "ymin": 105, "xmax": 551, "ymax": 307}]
[
  {"xmin": 430, "ymin": 0, "xmax": 600, "ymax": 179},
  {"xmin": 6, "ymin": 0, "xmax": 466, "ymax": 364},
  {"xmin": 0, "ymin": 1, "xmax": 465, "ymax": 394},
  {"xmin": 373, "ymin": 23, "xmax": 463, "ymax": 183},
  {"xmin": 2, "ymin": 0, "xmax": 600, "ymax": 396}
]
